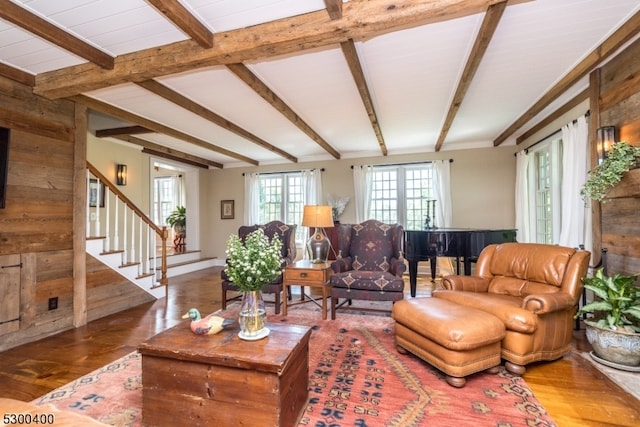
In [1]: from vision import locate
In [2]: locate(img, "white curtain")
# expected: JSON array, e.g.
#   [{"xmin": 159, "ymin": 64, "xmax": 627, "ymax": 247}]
[
  {"xmin": 302, "ymin": 169, "xmax": 323, "ymax": 205},
  {"xmin": 243, "ymin": 172, "xmax": 260, "ymax": 225},
  {"xmin": 514, "ymin": 150, "xmax": 531, "ymax": 242},
  {"xmin": 353, "ymin": 165, "xmax": 373, "ymax": 223},
  {"xmin": 432, "ymin": 160, "xmax": 452, "ymax": 228},
  {"xmin": 171, "ymin": 174, "xmax": 185, "ymax": 209},
  {"xmin": 558, "ymin": 116, "xmax": 590, "ymax": 249}
]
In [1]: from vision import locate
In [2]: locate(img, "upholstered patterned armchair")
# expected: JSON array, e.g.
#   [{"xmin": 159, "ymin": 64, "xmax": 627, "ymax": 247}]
[
  {"xmin": 221, "ymin": 221, "xmax": 297, "ymax": 314},
  {"xmin": 330, "ymin": 219, "xmax": 406, "ymax": 319}
]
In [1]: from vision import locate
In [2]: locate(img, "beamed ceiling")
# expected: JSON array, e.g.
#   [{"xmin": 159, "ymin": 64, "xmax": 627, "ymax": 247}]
[{"xmin": 1, "ymin": 0, "xmax": 639, "ymax": 169}]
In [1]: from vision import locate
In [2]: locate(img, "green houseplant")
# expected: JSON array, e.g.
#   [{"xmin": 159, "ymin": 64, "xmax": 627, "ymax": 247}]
[
  {"xmin": 581, "ymin": 141, "xmax": 640, "ymax": 203},
  {"xmin": 575, "ymin": 268, "xmax": 640, "ymax": 366},
  {"xmin": 166, "ymin": 205, "xmax": 186, "ymax": 236},
  {"xmin": 225, "ymin": 229, "xmax": 283, "ymax": 340}
]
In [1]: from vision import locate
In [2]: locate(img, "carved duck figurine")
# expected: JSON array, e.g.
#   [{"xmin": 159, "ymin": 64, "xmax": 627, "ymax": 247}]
[{"xmin": 182, "ymin": 308, "xmax": 234, "ymax": 335}]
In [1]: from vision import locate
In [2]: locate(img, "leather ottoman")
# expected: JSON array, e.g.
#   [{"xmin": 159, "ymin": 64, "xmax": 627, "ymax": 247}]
[{"xmin": 392, "ymin": 297, "xmax": 505, "ymax": 387}]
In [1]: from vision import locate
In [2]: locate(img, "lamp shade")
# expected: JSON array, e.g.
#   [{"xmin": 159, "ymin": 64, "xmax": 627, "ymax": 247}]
[
  {"xmin": 301, "ymin": 205, "xmax": 333, "ymax": 228},
  {"xmin": 302, "ymin": 205, "xmax": 333, "ymax": 263}
]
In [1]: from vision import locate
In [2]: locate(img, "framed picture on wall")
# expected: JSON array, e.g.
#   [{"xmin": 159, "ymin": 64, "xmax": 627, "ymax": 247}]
[
  {"xmin": 89, "ymin": 179, "xmax": 105, "ymax": 208},
  {"xmin": 221, "ymin": 200, "xmax": 234, "ymax": 219}
]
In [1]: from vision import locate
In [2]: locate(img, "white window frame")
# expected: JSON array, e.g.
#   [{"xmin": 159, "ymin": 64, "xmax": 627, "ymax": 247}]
[
  {"xmin": 257, "ymin": 172, "xmax": 305, "ymax": 243},
  {"xmin": 368, "ymin": 163, "xmax": 435, "ymax": 229},
  {"xmin": 527, "ymin": 136, "xmax": 562, "ymax": 244}
]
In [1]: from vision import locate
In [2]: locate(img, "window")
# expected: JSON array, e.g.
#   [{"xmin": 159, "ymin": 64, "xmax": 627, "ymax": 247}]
[
  {"xmin": 528, "ymin": 137, "xmax": 562, "ymax": 244},
  {"xmin": 258, "ymin": 173, "xmax": 304, "ymax": 242},
  {"xmin": 535, "ymin": 150, "xmax": 552, "ymax": 243},
  {"xmin": 153, "ymin": 176, "xmax": 177, "ymax": 226},
  {"xmin": 369, "ymin": 164, "xmax": 435, "ymax": 229}
]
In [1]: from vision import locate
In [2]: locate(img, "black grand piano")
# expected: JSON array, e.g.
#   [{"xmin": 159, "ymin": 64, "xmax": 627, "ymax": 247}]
[{"xmin": 405, "ymin": 228, "xmax": 517, "ymax": 297}]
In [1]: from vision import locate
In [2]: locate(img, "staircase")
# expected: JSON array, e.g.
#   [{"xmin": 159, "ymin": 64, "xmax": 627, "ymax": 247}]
[
  {"xmin": 164, "ymin": 250, "xmax": 218, "ymax": 278},
  {"xmin": 85, "ymin": 162, "xmax": 216, "ymax": 299}
]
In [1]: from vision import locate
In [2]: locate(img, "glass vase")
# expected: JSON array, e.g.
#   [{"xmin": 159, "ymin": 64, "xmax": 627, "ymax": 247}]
[{"xmin": 238, "ymin": 290, "xmax": 269, "ymax": 340}]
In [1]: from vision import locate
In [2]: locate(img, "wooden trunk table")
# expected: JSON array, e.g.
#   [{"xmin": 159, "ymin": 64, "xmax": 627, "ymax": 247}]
[{"xmin": 138, "ymin": 321, "xmax": 311, "ymax": 427}]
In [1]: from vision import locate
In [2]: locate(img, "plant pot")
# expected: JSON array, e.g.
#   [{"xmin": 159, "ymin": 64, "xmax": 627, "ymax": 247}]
[
  {"xmin": 585, "ymin": 320, "xmax": 640, "ymax": 367},
  {"xmin": 173, "ymin": 224, "xmax": 186, "ymax": 238},
  {"xmin": 238, "ymin": 290, "xmax": 269, "ymax": 340}
]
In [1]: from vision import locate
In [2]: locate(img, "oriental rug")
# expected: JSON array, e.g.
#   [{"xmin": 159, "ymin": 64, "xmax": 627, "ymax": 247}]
[{"xmin": 33, "ymin": 306, "xmax": 556, "ymax": 427}]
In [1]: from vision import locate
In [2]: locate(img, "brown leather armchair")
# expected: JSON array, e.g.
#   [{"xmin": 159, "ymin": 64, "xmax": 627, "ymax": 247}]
[
  {"xmin": 221, "ymin": 221, "xmax": 297, "ymax": 314},
  {"xmin": 433, "ymin": 242, "xmax": 590, "ymax": 374}
]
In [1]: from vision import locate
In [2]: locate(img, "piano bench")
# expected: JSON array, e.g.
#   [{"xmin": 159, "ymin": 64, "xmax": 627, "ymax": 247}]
[{"xmin": 392, "ymin": 297, "xmax": 505, "ymax": 388}]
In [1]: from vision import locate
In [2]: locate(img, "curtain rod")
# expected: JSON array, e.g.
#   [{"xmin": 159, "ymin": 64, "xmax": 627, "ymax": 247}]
[
  {"xmin": 518, "ymin": 110, "xmax": 591, "ymax": 156},
  {"xmin": 242, "ymin": 168, "xmax": 324, "ymax": 176},
  {"xmin": 350, "ymin": 159, "xmax": 453, "ymax": 169}
]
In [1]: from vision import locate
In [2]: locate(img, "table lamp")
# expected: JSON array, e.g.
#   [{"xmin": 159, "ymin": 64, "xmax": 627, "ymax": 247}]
[{"xmin": 301, "ymin": 205, "xmax": 334, "ymax": 263}]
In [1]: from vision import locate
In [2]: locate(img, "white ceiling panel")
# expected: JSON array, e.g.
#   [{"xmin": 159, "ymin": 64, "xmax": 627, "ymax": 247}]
[
  {"xmin": 358, "ymin": 14, "xmax": 483, "ymax": 154},
  {"xmin": 188, "ymin": 0, "xmax": 328, "ymax": 32},
  {"xmin": 450, "ymin": 0, "xmax": 640, "ymax": 145},
  {"xmin": 247, "ymin": 46, "xmax": 377, "ymax": 158},
  {"xmin": 1, "ymin": 0, "xmax": 638, "ymax": 167}
]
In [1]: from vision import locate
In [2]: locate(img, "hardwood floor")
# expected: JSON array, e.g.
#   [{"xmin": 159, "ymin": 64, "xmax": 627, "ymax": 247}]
[{"xmin": 0, "ymin": 267, "xmax": 638, "ymax": 426}]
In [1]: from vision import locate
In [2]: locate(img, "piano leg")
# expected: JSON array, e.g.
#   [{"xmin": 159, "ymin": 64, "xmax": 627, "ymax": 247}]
[
  {"xmin": 463, "ymin": 258, "xmax": 472, "ymax": 275},
  {"xmin": 430, "ymin": 257, "xmax": 437, "ymax": 282},
  {"xmin": 408, "ymin": 260, "xmax": 419, "ymax": 297}
]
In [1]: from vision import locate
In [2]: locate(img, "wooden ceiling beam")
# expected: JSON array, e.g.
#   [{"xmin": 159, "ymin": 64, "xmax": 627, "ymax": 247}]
[
  {"xmin": 435, "ymin": 1, "xmax": 507, "ymax": 152},
  {"xmin": 494, "ymin": 8, "xmax": 640, "ymax": 146},
  {"xmin": 95, "ymin": 126, "xmax": 153, "ymax": 137},
  {"xmin": 226, "ymin": 63, "xmax": 341, "ymax": 159},
  {"xmin": 0, "ymin": 0, "xmax": 114, "ymax": 70},
  {"xmin": 146, "ymin": 0, "xmax": 214, "ymax": 49},
  {"xmin": 0, "ymin": 62, "xmax": 35, "ymax": 87},
  {"xmin": 136, "ymin": 79, "xmax": 298, "ymax": 163},
  {"xmin": 33, "ymin": 0, "xmax": 512, "ymax": 99},
  {"xmin": 516, "ymin": 88, "xmax": 589, "ymax": 145},
  {"xmin": 71, "ymin": 94, "xmax": 258, "ymax": 166},
  {"xmin": 324, "ymin": 0, "xmax": 343, "ymax": 20},
  {"xmin": 111, "ymin": 135, "xmax": 220, "ymax": 169},
  {"xmin": 340, "ymin": 39, "xmax": 387, "ymax": 156}
]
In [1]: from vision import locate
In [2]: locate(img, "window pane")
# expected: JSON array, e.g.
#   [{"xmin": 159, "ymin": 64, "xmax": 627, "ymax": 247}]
[
  {"xmin": 535, "ymin": 150, "xmax": 552, "ymax": 243},
  {"xmin": 370, "ymin": 169, "xmax": 398, "ymax": 223},
  {"xmin": 257, "ymin": 173, "xmax": 305, "ymax": 243},
  {"xmin": 368, "ymin": 165, "xmax": 434, "ymax": 228},
  {"xmin": 259, "ymin": 176, "xmax": 282, "ymax": 223},
  {"xmin": 405, "ymin": 167, "xmax": 434, "ymax": 230}
]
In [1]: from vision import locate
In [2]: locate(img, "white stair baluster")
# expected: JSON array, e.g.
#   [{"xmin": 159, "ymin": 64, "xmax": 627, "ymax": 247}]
[
  {"xmin": 113, "ymin": 197, "xmax": 120, "ymax": 251},
  {"xmin": 104, "ymin": 190, "xmax": 110, "ymax": 252},
  {"xmin": 130, "ymin": 210, "xmax": 136, "ymax": 264}
]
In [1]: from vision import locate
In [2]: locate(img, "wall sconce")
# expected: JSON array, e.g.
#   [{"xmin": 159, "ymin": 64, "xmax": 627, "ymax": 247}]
[
  {"xmin": 301, "ymin": 205, "xmax": 334, "ymax": 263},
  {"xmin": 596, "ymin": 126, "xmax": 616, "ymax": 164},
  {"xmin": 116, "ymin": 164, "xmax": 127, "ymax": 186}
]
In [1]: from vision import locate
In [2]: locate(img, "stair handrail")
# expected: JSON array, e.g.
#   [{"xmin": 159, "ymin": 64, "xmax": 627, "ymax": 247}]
[{"xmin": 86, "ymin": 161, "xmax": 169, "ymax": 285}]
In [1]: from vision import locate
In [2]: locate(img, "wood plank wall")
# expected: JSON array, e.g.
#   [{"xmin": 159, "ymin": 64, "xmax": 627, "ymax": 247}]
[
  {"xmin": 0, "ymin": 76, "xmax": 152, "ymax": 352},
  {"xmin": 598, "ymin": 37, "xmax": 640, "ymax": 276}
]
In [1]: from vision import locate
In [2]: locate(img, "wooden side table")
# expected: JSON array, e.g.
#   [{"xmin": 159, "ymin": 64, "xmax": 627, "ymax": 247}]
[{"xmin": 283, "ymin": 260, "xmax": 333, "ymax": 320}]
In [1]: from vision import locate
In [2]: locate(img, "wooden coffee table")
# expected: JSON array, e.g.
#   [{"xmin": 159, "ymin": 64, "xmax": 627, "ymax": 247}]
[
  {"xmin": 283, "ymin": 260, "xmax": 333, "ymax": 319},
  {"xmin": 138, "ymin": 320, "xmax": 311, "ymax": 427}
]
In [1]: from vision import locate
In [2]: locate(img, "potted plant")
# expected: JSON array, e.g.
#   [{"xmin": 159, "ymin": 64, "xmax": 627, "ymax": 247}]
[
  {"xmin": 575, "ymin": 268, "xmax": 640, "ymax": 367},
  {"xmin": 166, "ymin": 205, "xmax": 186, "ymax": 237},
  {"xmin": 225, "ymin": 229, "xmax": 283, "ymax": 340},
  {"xmin": 581, "ymin": 141, "xmax": 640, "ymax": 203}
]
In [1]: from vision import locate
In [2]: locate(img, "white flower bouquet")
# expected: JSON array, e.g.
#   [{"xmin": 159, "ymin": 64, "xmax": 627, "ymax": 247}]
[{"xmin": 224, "ymin": 229, "xmax": 283, "ymax": 292}]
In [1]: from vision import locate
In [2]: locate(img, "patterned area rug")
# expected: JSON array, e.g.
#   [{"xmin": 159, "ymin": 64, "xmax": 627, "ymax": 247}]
[{"xmin": 33, "ymin": 305, "xmax": 557, "ymax": 426}]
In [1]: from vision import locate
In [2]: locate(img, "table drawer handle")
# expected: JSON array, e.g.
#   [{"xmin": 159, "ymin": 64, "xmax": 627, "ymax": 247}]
[{"xmin": 300, "ymin": 272, "xmax": 307, "ymax": 278}]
